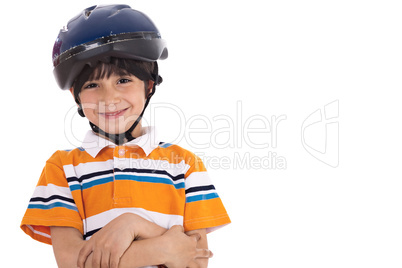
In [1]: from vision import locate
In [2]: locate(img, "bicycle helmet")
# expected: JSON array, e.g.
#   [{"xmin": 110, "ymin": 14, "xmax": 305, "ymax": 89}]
[
  {"xmin": 52, "ymin": 4, "xmax": 168, "ymax": 145},
  {"xmin": 53, "ymin": 4, "xmax": 167, "ymax": 90}
]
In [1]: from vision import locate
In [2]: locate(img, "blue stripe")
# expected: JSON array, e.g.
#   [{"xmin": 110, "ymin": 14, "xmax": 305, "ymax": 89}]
[
  {"xmin": 63, "ymin": 147, "xmax": 84, "ymax": 152},
  {"xmin": 28, "ymin": 202, "xmax": 78, "ymax": 212},
  {"xmin": 159, "ymin": 143, "xmax": 173, "ymax": 148},
  {"xmin": 69, "ymin": 174, "xmax": 185, "ymax": 192},
  {"xmin": 70, "ymin": 184, "xmax": 82, "ymax": 191},
  {"xmin": 82, "ymin": 176, "xmax": 114, "ymax": 190},
  {"xmin": 70, "ymin": 176, "xmax": 114, "ymax": 191},
  {"xmin": 186, "ymin": 192, "xmax": 219, "ymax": 203},
  {"xmin": 115, "ymin": 174, "xmax": 185, "ymax": 189}
]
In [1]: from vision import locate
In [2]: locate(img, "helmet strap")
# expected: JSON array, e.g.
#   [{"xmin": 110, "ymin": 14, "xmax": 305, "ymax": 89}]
[{"xmin": 77, "ymin": 105, "xmax": 85, "ymax": 117}]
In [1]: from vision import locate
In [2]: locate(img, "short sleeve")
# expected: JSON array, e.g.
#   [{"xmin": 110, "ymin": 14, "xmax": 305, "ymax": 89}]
[
  {"xmin": 20, "ymin": 151, "xmax": 83, "ymax": 245},
  {"xmin": 183, "ymin": 154, "xmax": 231, "ymax": 233}
]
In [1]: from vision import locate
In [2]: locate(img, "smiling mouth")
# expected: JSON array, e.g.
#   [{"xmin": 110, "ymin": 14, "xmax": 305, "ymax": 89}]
[{"xmin": 99, "ymin": 108, "xmax": 128, "ymax": 119}]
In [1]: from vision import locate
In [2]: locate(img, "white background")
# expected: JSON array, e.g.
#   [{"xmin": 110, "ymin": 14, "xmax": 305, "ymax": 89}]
[{"xmin": 2, "ymin": 0, "xmax": 402, "ymax": 267}]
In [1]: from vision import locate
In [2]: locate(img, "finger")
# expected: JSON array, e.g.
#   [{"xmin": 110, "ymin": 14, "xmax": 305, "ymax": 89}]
[
  {"xmin": 171, "ymin": 225, "xmax": 184, "ymax": 232},
  {"xmin": 195, "ymin": 248, "xmax": 214, "ymax": 259},
  {"xmin": 189, "ymin": 233, "xmax": 201, "ymax": 242},
  {"xmin": 77, "ymin": 245, "xmax": 92, "ymax": 268},
  {"xmin": 100, "ymin": 251, "xmax": 111, "ymax": 268},
  {"xmin": 110, "ymin": 259, "xmax": 120, "ymax": 268},
  {"xmin": 91, "ymin": 249, "xmax": 102, "ymax": 268},
  {"xmin": 110, "ymin": 253, "xmax": 121, "ymax": 268}
]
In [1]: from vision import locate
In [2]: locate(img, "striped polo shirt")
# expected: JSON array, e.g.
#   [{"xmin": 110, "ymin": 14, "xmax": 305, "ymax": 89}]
[{"xmin": 21, "ymin": 126, "xmax": 230, "ymax": 247}]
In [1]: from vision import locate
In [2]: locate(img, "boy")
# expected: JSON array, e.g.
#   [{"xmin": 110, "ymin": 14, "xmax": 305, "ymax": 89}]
[{"xmin": 20, "ymin": 4, "xmax": 230, "ymax": 268}]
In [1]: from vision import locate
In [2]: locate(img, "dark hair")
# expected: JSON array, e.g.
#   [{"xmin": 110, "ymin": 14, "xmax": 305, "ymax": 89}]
[
  {"xmin": 73, "ymin": 57, "xmax": 155, "ymax": 104},
  {"xmin": 87, "ymin": 58, "xmax": 155, "ymax": 81}
]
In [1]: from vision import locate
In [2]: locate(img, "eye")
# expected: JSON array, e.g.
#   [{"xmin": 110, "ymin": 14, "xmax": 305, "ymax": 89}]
[
  {"xmin": 118, "ymin": 78, "xmax": 132, "ymax": 84},
  {"xmin": 83, "ymin": 83, "xmax": 99, "ymax": 90}
]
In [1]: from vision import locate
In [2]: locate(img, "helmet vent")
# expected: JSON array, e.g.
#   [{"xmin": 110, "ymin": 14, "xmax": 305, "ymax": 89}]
[{"xmin": 84, "ymin": 5, "xmax": 97, "ymax": 19}]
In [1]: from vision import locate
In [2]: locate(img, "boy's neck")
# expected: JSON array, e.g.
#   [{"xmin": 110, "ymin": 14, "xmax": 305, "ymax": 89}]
[
  {"xmin": 95, "ymin": 125, "xmax": 144, "ymax": 145},
  {"xmin": 131, "ymin": 125, "xmax": 144, "ymax": 140}
]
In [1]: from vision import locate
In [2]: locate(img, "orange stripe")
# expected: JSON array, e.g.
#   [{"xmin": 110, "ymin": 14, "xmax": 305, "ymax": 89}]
[{"xmin": 184, "ymin": 198, "xmax": 231, "ymax": 232}]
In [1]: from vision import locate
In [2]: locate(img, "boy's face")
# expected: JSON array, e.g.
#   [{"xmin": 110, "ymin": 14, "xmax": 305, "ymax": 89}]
[{"xmin": 75, "ymin": 73, "xmax": 152, "ymax": 136}]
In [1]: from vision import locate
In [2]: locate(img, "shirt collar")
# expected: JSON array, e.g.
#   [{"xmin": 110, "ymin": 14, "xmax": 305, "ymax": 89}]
[{"xmin": 81, "ymin": 126, "xmax": 160, "ymax": 158}]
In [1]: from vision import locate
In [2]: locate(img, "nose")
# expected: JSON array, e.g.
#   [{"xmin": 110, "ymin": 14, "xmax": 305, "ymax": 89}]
[{"xmin": 100, "ymin": 84, "xmax": 121, "ymax": 108}]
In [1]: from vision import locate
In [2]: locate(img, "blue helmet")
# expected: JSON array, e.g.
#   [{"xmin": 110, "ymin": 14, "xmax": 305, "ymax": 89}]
[{"xmin": 52, "ymin": 4, "xmax": 168, "ymax": 90}]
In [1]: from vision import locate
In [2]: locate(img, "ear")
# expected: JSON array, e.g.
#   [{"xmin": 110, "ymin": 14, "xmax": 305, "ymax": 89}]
[
  {"xmin": 146, "ymin": 80, "xmax": 155, "ymax": 97},
  {"xmin": 69, "ymin": 87, "xmax": 80, "ymax": 106},
  {"xmin": 147, "ymin": 80, "xmax": 155, "ymax": 90}
]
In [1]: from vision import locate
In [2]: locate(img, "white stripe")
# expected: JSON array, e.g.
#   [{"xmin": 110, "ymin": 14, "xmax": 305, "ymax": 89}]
[
  {"xmin": 84, "ymin": 208, "xmax": 183, "ymax": 238},
  {"xmin": 63, "ymin": 158, "xmax": 189, "ymax": 180},
  {"xmin": 185, "ymin": 189, "xmax": 217, "ymax": 198},
  {"xmin": 29, "ymin": 198, "xmax": 75, "ymax": 207},
  {"xmin": 63, "ymin": 160, "xmax": 114, "ymax": 178},
  {"xmin": 206, "ymin": 224, "xmax": 229, "ymax": 234},
  {"xmin": 115, "ymin": 170, "xmax": 185, "ymax": 186},
  {"xmin": 68, "ymin": 181, "xmax": 80, "ymax": 188},
  {"xmin": 116, "ymin": 158, "xmax": 190, "ymax": 177},
  {"xmin": 75, "ymin": 173, "xmax": 113, "ymax": 186},
  {"xmin": 185, "ymin": 171, "xmax": 213, "ymax": 190},
  {"xmin": 27, "ymin": 225, "xmax": 51, "ymax": 239},
  {"xmin": 67, "ymin": 169, "xmax": 186, "ymax": 188},
  {"xmin": 32, "ymin": 184, "xmax": 73, "ymax": 199}
]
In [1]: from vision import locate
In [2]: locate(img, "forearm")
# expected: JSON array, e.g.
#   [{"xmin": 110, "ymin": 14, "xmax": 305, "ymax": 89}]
[
  {"xmin": 120, "ymin": 227, "xmax": 211, "ymax": 268},
  {"xmin": 131, "ymin": 213, "xmax": 167, "ymax": 239},
  {"xmin": 61, "ymin": 237, "xmax": 166, "ymax": 268},
  {"xmin": 50, "ymin": 226, "xmax": 86, "ymax": 268},
  {"xmin": 53, "ymin": 216, "xmax": 211, "ymax": 268},
  {"xmin": 59, "ymin": 236, "xmax": 167, "ymax": 268},
  {"xmin": 52, "ymin": 215, "xmax": 167, "ymax": 268},
  {"xmin": 119, "ymin": 236, "xmax": 166, "ymax": 268},
  {"xmin": 117, "ymin": 214, "xmax": 168, "ymax": 267},
  {"xmin": 116, "ymin": 216, "xmax": 168, "ymax": 268}
]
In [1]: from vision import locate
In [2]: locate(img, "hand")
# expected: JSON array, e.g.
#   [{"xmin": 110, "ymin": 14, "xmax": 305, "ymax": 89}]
[
  {"xmin": 77, "ymin": 213, "xmax": 138, "ymax": 268},
  {"xmin": 161, "ymin": 225, "xmax": 213, "ymax": 268}
]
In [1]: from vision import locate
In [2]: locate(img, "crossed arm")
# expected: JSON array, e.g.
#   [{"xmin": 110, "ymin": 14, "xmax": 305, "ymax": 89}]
[{"xmin": 50, "ymin": 213, "xmax": 211, "ymax": 268}]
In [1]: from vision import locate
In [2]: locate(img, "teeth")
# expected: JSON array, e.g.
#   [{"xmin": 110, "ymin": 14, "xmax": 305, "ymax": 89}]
[{"xmin": 101, "ymin": 109, "xmax": 125, "ymax": 116}]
